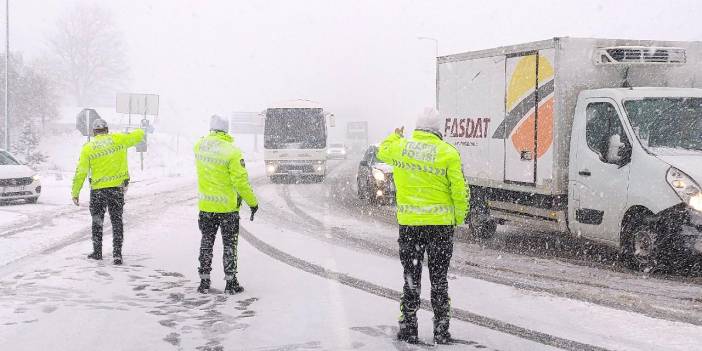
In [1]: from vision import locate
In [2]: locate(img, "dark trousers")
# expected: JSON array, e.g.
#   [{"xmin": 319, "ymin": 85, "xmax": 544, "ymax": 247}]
[
  {"xmin": 398, "ymin": 225, "xmax": 454, "ymax": 333},
  {"xmin": 89, "ymin": 187, "xmax": 125, "ymax": 257},
  {"xmin": 198, "ymin": 211, "xmax": 240, "ymax": 280}
]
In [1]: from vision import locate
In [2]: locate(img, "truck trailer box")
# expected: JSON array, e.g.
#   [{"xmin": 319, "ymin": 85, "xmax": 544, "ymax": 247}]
[
  {"xmin": 438, "ymin": 37, "xmax": 702, "ymax": 196},
  {"xmin": 438, "ymin": 38, "xmax": 702, "ymax": 267}
]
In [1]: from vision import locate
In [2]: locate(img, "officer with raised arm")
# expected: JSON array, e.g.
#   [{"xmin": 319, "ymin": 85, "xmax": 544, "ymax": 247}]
[
  {"xmin": 72, "ymin": 119, "xmax": 145, "ymax": 265},
  {"xmin": 377, "ymin": 108, "xmax": 469, "ymax": 345}
]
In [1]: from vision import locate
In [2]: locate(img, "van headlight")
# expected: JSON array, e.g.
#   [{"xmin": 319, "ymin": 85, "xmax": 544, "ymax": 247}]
[
  {"xmin": 667, "ymin": 167, "xmax": 702, "ymax": 212},
  {"xmin": 372, "ymin": 168, "xmax": 386, "ymax": 182},
  {"xmin": 32, "ymin": 174, "xmax": 41, "ymax": 181}
]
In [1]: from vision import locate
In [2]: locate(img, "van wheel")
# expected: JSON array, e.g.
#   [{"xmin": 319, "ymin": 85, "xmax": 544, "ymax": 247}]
[
  {"xmin": 357, "ymin": 179, "xmax": 367, "ymax": 199},
  {"xmin": 468, "ymin": 187, "xmax": 497, "ymax": 239},
  {"xmin": 469, "ymin": 212, "xmax": 497, "ymax": 239},
  {"xmin": 622, "ymin": 220, "xmax": 659, "ymax": 272}
]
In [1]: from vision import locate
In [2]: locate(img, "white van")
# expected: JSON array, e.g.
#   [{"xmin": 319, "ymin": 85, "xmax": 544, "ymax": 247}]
[
  {"xmin": 0, "ymin": 149, "xmax": 42, "ymax": 203},
  {"xmin": 438, "ymin": 38, "xmax": 702, "ymax": 269}
]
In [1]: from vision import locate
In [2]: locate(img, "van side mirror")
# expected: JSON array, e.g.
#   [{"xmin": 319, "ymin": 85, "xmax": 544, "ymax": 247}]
[{"xmin": 606, "ymin": 134, "xmax": 631, "ymax": 166}]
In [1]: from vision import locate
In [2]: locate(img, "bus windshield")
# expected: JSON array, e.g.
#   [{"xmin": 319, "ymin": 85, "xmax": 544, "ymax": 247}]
[{"xmin": 264, "ymin": 108, "xmax": 326, "ymax": 149}]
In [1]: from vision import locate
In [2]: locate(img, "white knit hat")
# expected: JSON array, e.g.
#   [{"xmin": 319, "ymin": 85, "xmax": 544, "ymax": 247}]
[
  {"xmin": 415, "ymin": 107, "xmax": 442, "ymax": 135},
  {"xmin": 92, "ymin": 118, "xmax": 108, "ymax": 131},
  {"xmin": 210, "ymin": 114, "xmax": 229, "ymax": 132}
]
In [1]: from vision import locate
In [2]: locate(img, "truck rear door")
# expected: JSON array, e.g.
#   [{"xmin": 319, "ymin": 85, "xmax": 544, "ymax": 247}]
[{"xmin": 503, "ymin": 50, "xmax": 555, "ymax": 186}]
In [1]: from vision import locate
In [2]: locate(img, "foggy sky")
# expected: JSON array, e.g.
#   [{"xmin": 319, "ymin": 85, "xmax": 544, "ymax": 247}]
[{"xmin": 9, "ymin": 0, "xmax": 702, "ymax": 141}]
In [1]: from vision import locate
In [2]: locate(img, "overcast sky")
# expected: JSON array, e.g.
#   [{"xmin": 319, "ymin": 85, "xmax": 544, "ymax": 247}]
[{"xmin": 9, "ymin": 0, "xmax": 702, "ymax": 140}]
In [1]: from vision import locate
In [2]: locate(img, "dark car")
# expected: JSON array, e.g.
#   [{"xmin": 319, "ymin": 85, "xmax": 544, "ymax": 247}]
[{"xmin": 357, "ymin": 145, "xmax": 395, "ymax": 204}]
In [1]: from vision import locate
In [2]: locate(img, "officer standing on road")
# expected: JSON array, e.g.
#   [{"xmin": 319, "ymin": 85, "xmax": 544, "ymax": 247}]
[
  {"xmin": 194, "ymin": 115, "xmax": 258, "ymax": 295},
  {"xmin": 377, "ymin": 109, "xmax": 469, "ymax": 345},
  {"xmin": 72, "ymin": 119, "xmax": 145, "ymax": 265}
]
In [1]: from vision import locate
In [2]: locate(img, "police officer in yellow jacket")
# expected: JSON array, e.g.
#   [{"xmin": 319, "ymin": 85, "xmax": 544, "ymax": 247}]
[
  {"xmin": 377, "ymin": 109, "xmax": 469, "ymax": 345},
  {"xmin": 194, "ymin": 115, "xmax": 258, "ymax": 295},
  {"xmin": 72, "ymin": 119, "xmax": 145, "ymax": 265}
]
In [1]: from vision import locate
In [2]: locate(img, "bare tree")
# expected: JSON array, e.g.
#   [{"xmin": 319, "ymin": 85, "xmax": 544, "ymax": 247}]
[
  {"xmin": 0, "ymin": 53, "xmax": 59, "ymax": 160},
  {"xmin": 48, "ymin": 3, "xmax": 128, "ymax": 106}
]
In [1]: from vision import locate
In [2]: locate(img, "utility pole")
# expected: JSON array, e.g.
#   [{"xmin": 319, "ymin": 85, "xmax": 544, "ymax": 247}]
[
  {"xmin": 417, "ymin": 36, "xmax": 439, "ymax": 109},
  {"xmin": 3, "ymin": 0, "xmax": 8, "ymax": 150}
]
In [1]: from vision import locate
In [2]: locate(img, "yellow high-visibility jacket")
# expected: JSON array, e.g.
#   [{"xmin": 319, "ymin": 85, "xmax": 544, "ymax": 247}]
[
  {"xmin": 71, "ymin": 129, "xmax": 145, "ymax": 198},
  {"xmin": 194, "ymin": 131, "xmax": 258, "ymax": 213},
  {"xmin": 378, "ymin": 130, "xmax": 469, "ymax": 226}
]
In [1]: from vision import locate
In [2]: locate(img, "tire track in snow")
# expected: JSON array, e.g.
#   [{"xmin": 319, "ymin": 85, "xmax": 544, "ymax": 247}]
[
  {"xmin": 238, "ymin": 227, "xmax": 608, "ymax": 351},
  {"xmin": 0, "ymin": 185, "xmax": 195, "ymax": 239},
  {"xmin": 306, "ymin": 160, "xmax": 702, "ymax": 327},
  {"xmin": 0, "ymin": 184, "xmax": 197, "ymax": 277}
]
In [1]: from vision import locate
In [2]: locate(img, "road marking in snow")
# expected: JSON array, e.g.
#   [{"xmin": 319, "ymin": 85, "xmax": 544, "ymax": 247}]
[{"xmin": 238, "ymin": 227, "xmax": 609, "ymax": 351}]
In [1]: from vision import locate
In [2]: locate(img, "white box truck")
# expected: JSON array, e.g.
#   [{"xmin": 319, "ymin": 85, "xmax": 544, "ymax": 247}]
[
  {"xmin": 438, "ymin": 37, "xmax": 702, "ymax": 269},
  {"xmin": 263, "ymin": 100, "xmax": 329, "ymax": 183}
]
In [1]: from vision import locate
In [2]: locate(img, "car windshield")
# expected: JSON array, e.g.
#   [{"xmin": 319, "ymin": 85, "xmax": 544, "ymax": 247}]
[
  {"xmin": 624, "ymin": 97, "xmax": 702, "ymax": 154},
  {"xmin": 0, "ymin": 151, "xmax": 20, "ymax": 165}
]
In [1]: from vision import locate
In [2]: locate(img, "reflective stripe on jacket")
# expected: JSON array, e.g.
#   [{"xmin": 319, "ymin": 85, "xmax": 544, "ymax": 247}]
[
  {"xmin": 377, "ymin": 130, "xmax": 469, "ymax": 226},
  {"xmin": 71, "ymin": 129, "xmax": 145, "ymax": 197},
  {"xmin": 194, "ymin": 131, "xmax": 258, "ymax": 213}
]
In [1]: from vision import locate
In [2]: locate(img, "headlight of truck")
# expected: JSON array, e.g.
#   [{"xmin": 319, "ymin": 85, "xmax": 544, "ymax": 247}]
[
  {"xmin": 372, "ymin": 168, "xmax": 386, "ymax": 181},
  {"xmin": 32, "ymin": 174, "xmax": 41, "ymax": 181},
  {"xmin": 667, "ymin": 167, "xmax": 702, "ymax": 212}
]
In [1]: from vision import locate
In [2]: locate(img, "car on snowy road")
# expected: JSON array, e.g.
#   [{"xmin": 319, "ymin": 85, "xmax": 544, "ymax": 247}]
[
  {"xmin": 357, "ymin": 145, "xmax": 395, "ymax": 204},
  {"xmin": 0, "ymin": 150, "xmax": 41, "ymax": 204},
  {"xmin": 326, "ymin": 143, "xmax": 348, "ymax": 159}
]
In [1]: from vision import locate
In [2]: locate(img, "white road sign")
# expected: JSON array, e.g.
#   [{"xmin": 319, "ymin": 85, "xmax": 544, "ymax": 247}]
[{"xmin": 117, "ymin": 93, "xmax": 160, "ymax": 115}]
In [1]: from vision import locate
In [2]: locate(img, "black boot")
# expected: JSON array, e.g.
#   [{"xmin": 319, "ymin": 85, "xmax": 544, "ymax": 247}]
[
  {"xmin": 433, "ymin": 319, "xmax": 452, "ymax": 345},
  {"xmin": 113, "ymin": 255, "xmax": 123, "ymax": 265},
  {"xmin": 397, "ymin": 319, "xmax": 419, "ymax": 344},
  {"xmin": 87, "ymin": 252, "xmax": 102, "ymax": 260},
  {"xmin": 197, "ymin": 279, "xmax": 211, "ymax": 294},
  {"xmin": 224, "ymin": 277, "xmax": 244, "ymax": 294}
]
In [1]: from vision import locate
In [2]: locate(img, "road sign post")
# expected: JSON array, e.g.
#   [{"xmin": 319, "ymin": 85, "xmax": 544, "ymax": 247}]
[{"xmin": 116, "ymin": 93, "xmax": 159, "ymax": 171}]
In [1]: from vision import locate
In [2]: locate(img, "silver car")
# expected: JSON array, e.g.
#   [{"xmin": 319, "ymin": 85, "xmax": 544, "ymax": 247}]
[
  {"xmin": 0, "ymin": 150, "xmax": 41, "ymax": 204},
  {"xmin": 326, "ymin": 143, "xmax": 348, "ymax": 160}
]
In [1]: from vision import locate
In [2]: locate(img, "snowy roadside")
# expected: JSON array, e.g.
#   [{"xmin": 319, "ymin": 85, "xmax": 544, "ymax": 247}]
[
  {"xmin": 0, "ymin": 172, "xmax": 553, "ymax": 351},
  {"xmin": 241, "ymin": 192, "xmax": 702, "ymax": 351}
]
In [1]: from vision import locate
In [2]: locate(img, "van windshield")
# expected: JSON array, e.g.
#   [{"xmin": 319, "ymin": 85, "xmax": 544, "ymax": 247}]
[
  {"xmin": 623, "ymin": 97, "xmax": 702, "ymax": 154},
  {"xmin": 0, "ymin": 151, "xmax": 20, "ymax": 165}
]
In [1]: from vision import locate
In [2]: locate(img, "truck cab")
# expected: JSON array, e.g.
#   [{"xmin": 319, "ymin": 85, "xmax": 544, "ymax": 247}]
[
  {"xmin": 437, "ymin": 38, "xmax": 702, "ymax": 270},
  {"xmin": 569, "ymin": 88, "xmax": 702, "ymax": 268}
]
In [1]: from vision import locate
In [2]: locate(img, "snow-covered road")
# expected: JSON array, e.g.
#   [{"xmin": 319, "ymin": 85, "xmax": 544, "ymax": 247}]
[{"xmin": 1, "ymin": 160, "xmax": 702, "ymax": 350}]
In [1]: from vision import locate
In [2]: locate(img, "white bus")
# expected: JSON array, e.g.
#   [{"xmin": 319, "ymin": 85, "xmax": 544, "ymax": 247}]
[{"xmin": 263, "ymin": 100, "xmax": 329, "ymax": 183}]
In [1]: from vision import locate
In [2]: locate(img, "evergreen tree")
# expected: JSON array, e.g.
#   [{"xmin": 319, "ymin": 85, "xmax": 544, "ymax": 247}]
[{"xmin": 11, "ymin": 121, "xmax": 47, "ymax": 166}]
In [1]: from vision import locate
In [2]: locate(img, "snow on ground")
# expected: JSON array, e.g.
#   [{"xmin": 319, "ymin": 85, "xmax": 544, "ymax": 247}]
[
  {"xmin": 0, "ymin": 172, "xmax": 553, "ymax": 351},
  {"xmin": 3, "ymin": 153, "xmax": 702, "ymax": 350}
]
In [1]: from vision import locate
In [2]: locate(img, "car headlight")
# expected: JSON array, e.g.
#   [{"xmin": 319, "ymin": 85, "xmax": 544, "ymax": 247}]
[
  {"xmin": 266, "ymin": 164, "xmax": 277, "ymax": 174},
  {"xmin": 32, "ymin": 174, "xmax": 41, "ymax": 181},
  {"xmin": 691, "ymin": 194, "xmax": 702, "ymax": 213},
  {"xmin": 372, "ymin": 168, "xmax": 386, "ymax": 181},
  {"xmin": 667, "ymin": 167, "xmax": 702, "ymax": 212}
]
